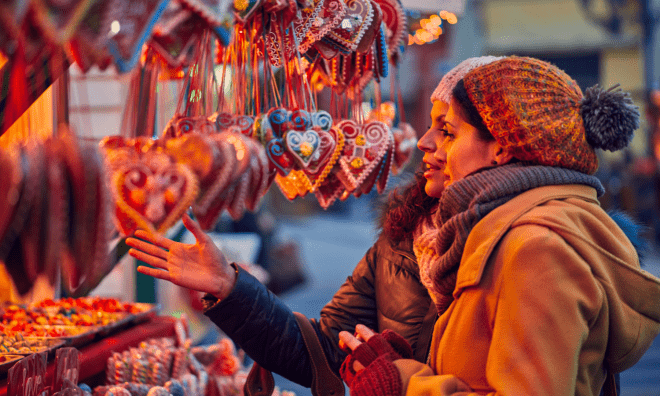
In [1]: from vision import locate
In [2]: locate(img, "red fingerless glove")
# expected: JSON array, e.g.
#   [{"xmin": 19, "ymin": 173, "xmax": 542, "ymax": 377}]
[
  {"xmin": 340, "ymin": 330, "xmax": 413, "ymax": 395},
  {"xmin": 351, "ymin": 355, "xmax": 403, "ymax": 396}
]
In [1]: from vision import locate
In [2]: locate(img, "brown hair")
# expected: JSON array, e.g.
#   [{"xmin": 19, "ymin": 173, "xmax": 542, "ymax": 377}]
[{"xmin": 378, "ymin": 167, "xmax": 438, "ymax": 243}]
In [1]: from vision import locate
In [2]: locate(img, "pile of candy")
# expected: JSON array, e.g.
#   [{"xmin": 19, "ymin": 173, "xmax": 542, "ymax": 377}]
[
  {"xmin": 0, "ymin": 298, "xmax": 153, "ymax": 340},
  {"xmin": 35, "ymin": 297, "xmax": 148, "ymax": 314},
  {"xmin": 92, "ymin": 335, "xmax": 295, "ymax": 396},
  {"xmin": 0, "ymin": 334, "xmax": 59, "ymax": 354}
]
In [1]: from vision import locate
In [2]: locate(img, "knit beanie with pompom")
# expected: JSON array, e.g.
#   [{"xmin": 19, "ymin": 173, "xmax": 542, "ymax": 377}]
[
  {"xmin": 461, "ymin": 56, "xmax": 640, "ymax": 175},
  {"xmin": 430, "ymin": 56, "xmax": 505, "ymax": 104}
]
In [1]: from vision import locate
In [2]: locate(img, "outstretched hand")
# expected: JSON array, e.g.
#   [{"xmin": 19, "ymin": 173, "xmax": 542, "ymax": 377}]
[{"xmin": 125, "ymin": 213, "xmax": 237, "ymax": 300}]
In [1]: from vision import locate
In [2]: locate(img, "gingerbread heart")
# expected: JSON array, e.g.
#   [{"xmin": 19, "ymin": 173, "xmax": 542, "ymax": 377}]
[
  {"xmin": 392, "ymin": 122, "xmax": 417, "ymax": 174},
  {"xmin": 289, "ymin": 109, "xmax": 313, "ymax": 131},
  {"xmin": 268, "ymin": 107, "xmax": 291, "ymax": 137},
  {"xmin": 211, "ymin": 112, "xmax": 235, "ymax": 130},
  {"xmin": 325, "ymin": 0, "xmax": 374, "ymax": 52},
  {"xmin": 373, "ymin": 23, "xmax": 389, "ymax": 80},
  {"xmin": 179, "ymin": 0, "xmax": 235, "ymax": 44},
  {"xmin": 308, "ymin": 126, "xmax": 344, "ymax": 191},
  {"xmin": 299, "ymin": 0, "xmax": 346, "ymax": 54},
  {"xmin": 266, "ymin": 138, "xmax": 295, "ymax": 176},
  {"xmin": 314, "ymin": 40, "xmax": 341, "ymax": 60},
  {"xmin": 312, "ymin": 110, "xmax": 334, "ymax": 131},
  {"xmin": 112, "ymin": 151, "xmax": 199, "ymax": 236},
  {"xmin": 286, "ymin": 129, "xmax": 322, "ymax": 168},
  {"xmin": 233, "ymin": 115, "xmax": 255, "ymax": 137},
  {"xmin": 314, "ymin": 168, "xmax": 345, "ymax": 209},
  {"xmin": 165, "ymin": 133, "xmax": 231, "ymax": 215},
  {"xmin": 43, "ymin": 138, "xmax": 68, "ymax": 286},
  {"xmin": 244, "ymin": 137, "xmax": 271, "ymax": 212},
  {"xmin": 356, "ymin": 0, "xmax": 382, "ymax": 53},
  {"xmin": 176, "ymin": 115, "xmax": 218, "ymax": 136},
  {"xmin": 377, "ymin": 136, "xmax": 394, "ymax": 194},
  {"xmin": 373, "ymin": 0, "xmax": 406, "ymax": 52},
  {"xmin": 150, "ymin": 6, "xmax": 202, "ymax": 68},
  {"xmin": 20, "ymin": 142, "xmax": 48, "ymax": 282},
  {"xmin": 356, "ymin": 130, "xmax": 393, "ymax": 196},
  {"xmin": 336, "ymin": 120, "xmax": 391, "ymax": 192},
  {"xmin": 0, "ymin": 148, "xmax": 26, "ymax": 264},
  {"xmin": 264, "ymin": 13, "xmax": 297, "ymax": 67},
  {"xmin": 193, "ymin": 131, "xmax": 251, "ymax": 230}
]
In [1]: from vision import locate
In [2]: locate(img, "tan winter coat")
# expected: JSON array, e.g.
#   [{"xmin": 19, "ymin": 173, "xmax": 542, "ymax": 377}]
[{"xmin": 394, "ymin": 184, "xmax": 660, "ymax": 396}]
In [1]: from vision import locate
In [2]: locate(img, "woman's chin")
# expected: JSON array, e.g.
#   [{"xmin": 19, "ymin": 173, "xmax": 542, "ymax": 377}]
[{"xmin": 425, "ymin": 182, "xmax": 444, "ymax": 199}]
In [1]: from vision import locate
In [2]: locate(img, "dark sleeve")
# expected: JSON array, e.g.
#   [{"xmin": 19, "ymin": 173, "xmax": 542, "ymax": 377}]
[
  {"xmin": 203, "ymin": 239, "xmax": 381, "ymax": 386},
  {"xmin": 203, "ymin": 264, "xmax": 313, "ymax": 387}
]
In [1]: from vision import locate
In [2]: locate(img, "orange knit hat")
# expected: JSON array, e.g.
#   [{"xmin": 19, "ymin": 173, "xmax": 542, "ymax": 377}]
[{"xmin": 462, "ymin": 56, "xmax": 640, "ymax": 174}]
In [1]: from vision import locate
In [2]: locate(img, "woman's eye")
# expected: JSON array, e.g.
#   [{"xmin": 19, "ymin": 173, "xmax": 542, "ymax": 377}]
[{"xmin": 441, "ymin": 128, "xmax": 453, "ymax": 138}]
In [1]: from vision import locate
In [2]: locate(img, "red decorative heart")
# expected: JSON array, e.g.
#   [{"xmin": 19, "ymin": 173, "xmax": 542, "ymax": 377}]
[
  {"xmin": 112, "ymin": 151, "xmax": 199, "ymax": 236},
  {"xmin": 314, "ymin": 168, "xmax": 345, "ymax": 209},
  {"xmin": 325, "ymin": 0, "xmax": 374, "ymax": 52},
  {"xmin": 193, "ymin": 131, "xmax": 251, "ymax": 230},
  {"xmin": 299, "ymin": 0, "xmax": 347, "ymax": 54},
  {"xmin": 244, "ymin": 137, "xmax": 271, "ymax": 212},
  {"xmin": 336, "ymin": 120, "xmax": 391, "ymax": 192},
  {"xmin": 356, "ymin": 0, "xmax": 382, "ymax": 53},
  {"xmin": 373, "ymin": 0, "xmax": 406, "ymax": 52},
  {"xmin": 392, "ymin": 122, "xmax": 417, "ymax": 174}
]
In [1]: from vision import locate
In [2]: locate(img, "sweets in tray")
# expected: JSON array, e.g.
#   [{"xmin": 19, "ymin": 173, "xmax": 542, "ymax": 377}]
[{"xmin": 0, "ymin": 297, "xmax": 157, "ymax": 344}]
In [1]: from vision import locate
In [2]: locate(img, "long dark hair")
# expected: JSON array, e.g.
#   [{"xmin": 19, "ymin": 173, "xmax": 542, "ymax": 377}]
[{"xmin": 378, "ymin": 167, "xmax": 438, "ymax": 243}]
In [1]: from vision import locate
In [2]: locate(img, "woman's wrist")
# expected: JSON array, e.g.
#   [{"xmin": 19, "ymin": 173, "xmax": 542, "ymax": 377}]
[{"xmin": 211, "ymin": 263, "xmax": 239, "ymax": 301}]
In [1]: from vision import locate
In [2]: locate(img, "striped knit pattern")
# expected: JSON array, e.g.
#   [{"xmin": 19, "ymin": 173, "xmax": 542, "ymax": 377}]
[
  {"xmin": 462, "ymin": 56, "xmax": 600, "ymax": 175},
  {"xmin": 431, "ymin": 56, "xmax": 504, "ymax": 104},
  {"xmin": 413, "ymin": 163, "xmax": 604, "ymax": 314}
]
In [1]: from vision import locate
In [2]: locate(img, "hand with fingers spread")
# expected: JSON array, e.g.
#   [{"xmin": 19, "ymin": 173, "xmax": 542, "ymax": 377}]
[
  {"xmin": 338, "ymin": 325, "xmax": 413, "ymax": 396},
  {"xmin": 126, "ymin": 213, "xmax": 238, "ymax": 300}
]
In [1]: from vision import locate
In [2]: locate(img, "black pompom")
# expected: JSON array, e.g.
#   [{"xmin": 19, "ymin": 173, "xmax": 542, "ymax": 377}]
[{"xmin": 580, "ymin": 84, "xmax": 640, "ymax": 151}]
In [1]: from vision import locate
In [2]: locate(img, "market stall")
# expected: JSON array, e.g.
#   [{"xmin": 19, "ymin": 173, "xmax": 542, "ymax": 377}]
[{"xmin": 0, "ymin": 0, "xmax": 460, "ymax": 393}]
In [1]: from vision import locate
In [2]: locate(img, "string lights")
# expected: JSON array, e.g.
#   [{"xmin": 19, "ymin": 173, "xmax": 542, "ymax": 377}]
[{"xmin": 407, "ymin": 10, "xmax": 458, "ymax": 45}]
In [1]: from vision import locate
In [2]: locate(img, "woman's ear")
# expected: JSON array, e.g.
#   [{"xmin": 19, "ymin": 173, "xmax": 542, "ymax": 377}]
[{"xmin": 493, "ymin": 144, "xmax": 514, "ymax": 165}]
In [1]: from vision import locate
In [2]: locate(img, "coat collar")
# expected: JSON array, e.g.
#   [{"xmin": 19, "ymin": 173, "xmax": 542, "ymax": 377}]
[{"xmin": 454, "ymin": 184, "xmax": 600, "ymax": 294}]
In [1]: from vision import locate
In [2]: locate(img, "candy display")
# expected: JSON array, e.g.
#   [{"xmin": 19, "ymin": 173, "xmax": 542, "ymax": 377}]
[
  {"xmin": 0, "ymin": 298, "xmax": 156, "ymax": 346},
  {"xmin": 91, "ymin": 330, "xmax": 297, "ymax": 396},
  {"xmin": 0, "ymin": 335, "xmax": 63, "ymax": 355}
]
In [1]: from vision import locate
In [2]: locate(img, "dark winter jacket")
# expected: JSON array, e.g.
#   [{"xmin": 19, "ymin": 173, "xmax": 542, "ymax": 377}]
[{"xmin": 202, "ymin": 233, "xmax": 437, "ymax": 387}]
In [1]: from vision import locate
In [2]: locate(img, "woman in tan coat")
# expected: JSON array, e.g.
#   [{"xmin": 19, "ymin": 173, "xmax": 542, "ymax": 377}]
[{"xmin": 339, "ymin": 56, "xmax": 660, "ymax": 396}]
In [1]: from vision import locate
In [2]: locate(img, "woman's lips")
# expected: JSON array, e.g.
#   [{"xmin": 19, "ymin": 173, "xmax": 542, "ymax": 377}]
[{"xmin": 423, "ymin": 163, "xmax": 442, "ymax": 179}]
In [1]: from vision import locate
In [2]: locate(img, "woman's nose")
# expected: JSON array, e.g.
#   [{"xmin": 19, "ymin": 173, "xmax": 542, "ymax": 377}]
[{"xmin": 417, "ymin": 129, "xmax": 435, "ymax": 152}]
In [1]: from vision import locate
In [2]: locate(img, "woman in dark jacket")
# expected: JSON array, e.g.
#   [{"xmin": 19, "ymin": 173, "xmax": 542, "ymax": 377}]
[{"xmin": 123, "ymin": 56, "xmax": 568, "ymax": 387}]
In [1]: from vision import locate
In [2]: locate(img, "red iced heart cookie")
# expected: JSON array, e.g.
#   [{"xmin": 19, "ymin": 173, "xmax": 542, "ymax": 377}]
[
  {"xmin": 298, "ymin": 0, "xmax": 346, "ymax": 53},
  {"xmin": 337, "ymin": 120, "xmax": 391, "ymax": 192},
  {"xmin": 325, "ymin": 0, "xmax": 374, "ymax": 52},
  {"xmin": 266, "ymin": 138, "xmax": 295, "ymax": 176},
  {"xmin": 313, "ymin": 168, "xmax": 345, "ymax": 209},
  {"xmin": 193, "ymin": 131, "xmax": 251, "ymax": 230},
  {"xmin": 356, "ymin": 0, "xmax": 382, "ymax": 53},
  {"xmin": 308, "ymin": 126, "xmax": 344, "ymax": 191},
  {"xmin": 244, "ymin": 137, "xmax": 271, "ymax": 212},
  {"xmin": 112, "ymin": 151, "xmax": 199, "ymax": 236},
  {"xmin": 373, "ymin": 0, "xmax": 406, "ymax": 53}
]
